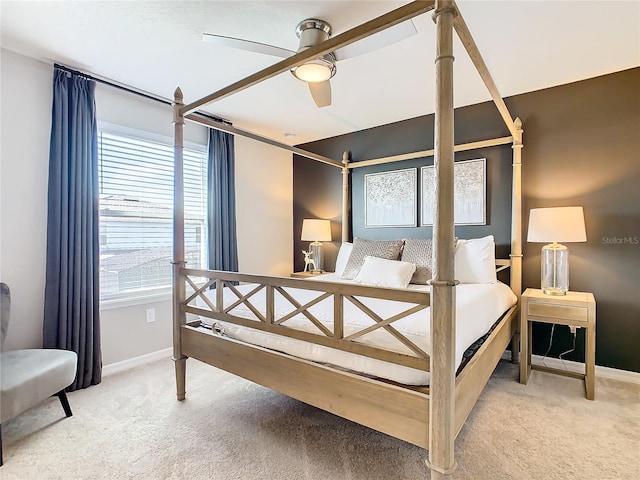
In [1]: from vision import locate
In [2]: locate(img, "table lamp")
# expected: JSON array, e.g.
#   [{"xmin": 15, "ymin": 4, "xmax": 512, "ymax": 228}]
[
  {"xmin": 301, "ymin": 219, "xmax": 331, "ymax": 273},
  {"xmin": 527, "ymin": 206, "xmax": 586, "ymax": 295}
]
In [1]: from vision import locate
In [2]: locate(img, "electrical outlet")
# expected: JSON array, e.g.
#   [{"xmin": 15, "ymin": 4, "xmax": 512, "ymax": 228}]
[{"xmin": 145, "ymin": 308, "xmax": 156, "ymax": 323}]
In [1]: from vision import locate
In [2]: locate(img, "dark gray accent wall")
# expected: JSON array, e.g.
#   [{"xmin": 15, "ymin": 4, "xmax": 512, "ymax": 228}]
[
  {"xmin": 293, "ymin": 156, "xmax": 343, "ymax": 273},
  {"xmin": 513, "ymin": 68, "xmax": 640, "ymax": 374},
  {"xmin": 294, "ymin": 67, "xmax": 640, "ymax": 373},
  {"xmin": 349, "ymin": 147, "xmax": 512, "ymax": 259}
]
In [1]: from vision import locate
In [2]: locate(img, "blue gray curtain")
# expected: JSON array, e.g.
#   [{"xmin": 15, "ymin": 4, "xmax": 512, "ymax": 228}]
[
  {"xmin": 207, "ymin": 129, "xmax": 238, "ymax": 272},
  {"xmin": 43, "ymin": 67, "xmax": 101, "ymax": 391}
]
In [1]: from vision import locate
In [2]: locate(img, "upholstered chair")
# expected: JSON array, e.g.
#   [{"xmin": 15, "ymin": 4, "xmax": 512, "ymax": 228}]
[{"xmin": 0, "ymin": 282, "xmax": 78, "ymax": 466}]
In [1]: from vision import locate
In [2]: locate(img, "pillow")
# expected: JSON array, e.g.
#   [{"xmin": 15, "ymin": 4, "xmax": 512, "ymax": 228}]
[
  {"xmin": 334, "ymin": 242, "xmax": 353, "ymax": 275},
  {"xmin": 400, "ymin": 238, "xmax": 433, "ymax": 284},
  {"xmin": 353, "ymin": 256, "xmax": 416, "ymax": 289},
  {"xmin": 454, "ymin": 235, "xmax": 497, "ymax": 284},
  {"xmin": 340, "ymin": 237, "xmax": 404, "ymax": 280}
]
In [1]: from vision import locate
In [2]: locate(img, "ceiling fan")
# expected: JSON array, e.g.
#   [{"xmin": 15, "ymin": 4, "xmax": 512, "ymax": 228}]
[{"xmin": 202, "ymin": 18, "xmax": 417, "ymax": 108}]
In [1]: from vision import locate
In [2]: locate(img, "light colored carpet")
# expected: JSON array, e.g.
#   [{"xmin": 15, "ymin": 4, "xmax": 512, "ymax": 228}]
[{"xmin": 1, "ymin": 358, "xmax": 638, "ymax": 479}]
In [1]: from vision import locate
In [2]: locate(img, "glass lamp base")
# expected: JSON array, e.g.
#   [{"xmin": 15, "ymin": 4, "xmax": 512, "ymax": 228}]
[
  {"xmin": 540, "ymin": 243, "xmax": 569, "ymax": 295},
  {"xmin": 542, "ymin": 286, "xmax": 567, "ymax": 296},
  {"xmin": 309, "ymin": 241, "xmax": 324, "ymax": 273}
]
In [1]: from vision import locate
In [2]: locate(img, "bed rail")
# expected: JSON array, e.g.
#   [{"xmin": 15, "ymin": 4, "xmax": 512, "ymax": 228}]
[
  {"xmin": 495, "ymin": 259, "xmax": 511, "ymax": 273},
  {"xmin": 181, "ymin": 268, "xmax": 431, "ymax": 371}
]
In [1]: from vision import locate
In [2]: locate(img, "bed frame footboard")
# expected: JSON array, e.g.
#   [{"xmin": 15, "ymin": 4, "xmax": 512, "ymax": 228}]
[
  {"xmin": 179, "ymin": 300, "xmax": 517, "ymax": 449},
  {"xmin": 182, "ymin": 325, "xmax": 431, "ymax": 448}
]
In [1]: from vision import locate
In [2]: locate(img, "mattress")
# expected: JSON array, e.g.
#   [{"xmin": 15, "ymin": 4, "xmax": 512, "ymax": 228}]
[{"xmin": 195, "ymin": 273, "xmax": 516, "ymax": 385}]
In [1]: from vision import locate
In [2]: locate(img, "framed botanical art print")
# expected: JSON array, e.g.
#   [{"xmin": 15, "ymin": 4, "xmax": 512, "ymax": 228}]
[
  {"xmin": 364, "ymin": 168, "xmax": 417, "ymax": 228},
  {"xmin": 421, "ymin": 158, "xmax": 486, "ymax": 226}
]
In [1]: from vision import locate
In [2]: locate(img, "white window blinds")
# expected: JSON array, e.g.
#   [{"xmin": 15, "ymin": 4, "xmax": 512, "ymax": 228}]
[{"xmin": 98, "ymin": 130, "xmax": 207, "ymax": 301}]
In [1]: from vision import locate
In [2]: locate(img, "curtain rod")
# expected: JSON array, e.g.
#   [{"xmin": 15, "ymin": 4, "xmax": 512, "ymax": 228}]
[{"xmin": 53, "ymin": 63, "xmax": 231, "ymax": 126}]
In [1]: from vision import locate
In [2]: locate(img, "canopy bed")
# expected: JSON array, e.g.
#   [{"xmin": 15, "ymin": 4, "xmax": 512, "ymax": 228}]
[{"xmin": 171, "ymin": 1, "xmax": 524, "ymax": 477}]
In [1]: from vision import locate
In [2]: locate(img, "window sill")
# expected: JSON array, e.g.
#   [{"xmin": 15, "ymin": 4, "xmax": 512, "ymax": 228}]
[{"xmin": 100, "ymin": 291, "xmax": 172, "ymax": 310}]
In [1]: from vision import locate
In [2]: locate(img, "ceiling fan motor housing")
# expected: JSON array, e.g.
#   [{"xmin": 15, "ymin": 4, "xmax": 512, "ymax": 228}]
[
  {"xmin": 291, "ymin": 18, "xmax": 336, "ymax": 82},
  {"xmin": 295, "ymin": 19, "xmax": 332, "ymax": 47}
]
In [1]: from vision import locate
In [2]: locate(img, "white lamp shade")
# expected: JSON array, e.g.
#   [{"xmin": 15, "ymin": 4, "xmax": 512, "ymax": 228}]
[
  {"xmin": 301, "ymin": 219, "xmax": 331, "ymax": 242},
  {"xmin": 527, "ymin": 207, "xmax": 587, "ymax": 243}
]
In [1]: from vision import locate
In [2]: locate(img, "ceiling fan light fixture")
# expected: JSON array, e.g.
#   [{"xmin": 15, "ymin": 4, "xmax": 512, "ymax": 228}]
[
  {"xmin": 291, "ymin": 18, "xmax": 336, "ymax": 84},
  {"xmin": 202, "ymin": 15, "xmax": 417, "ymax": 108},
  {"xmin": 291, "ymin": 55, "xmax": 336, "ymax": 83}
]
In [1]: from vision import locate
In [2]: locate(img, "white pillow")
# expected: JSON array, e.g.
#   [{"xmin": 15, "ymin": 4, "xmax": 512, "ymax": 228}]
[
  {"xmin": 334, "ymin": 242, "xmax": 353, "ymax": 275},
  {"xmin": 354, "ymin": 256, "xmax": 417, "ymax": 289},
  {"xmin": 454, "ymin": 235, "xmax": 497, "ymax": 284}
]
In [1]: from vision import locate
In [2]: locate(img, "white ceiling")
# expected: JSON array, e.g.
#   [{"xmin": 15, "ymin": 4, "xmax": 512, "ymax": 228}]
[{"xmin": 1, "ymin": 1, "xmax": 639, "ymax": 145}]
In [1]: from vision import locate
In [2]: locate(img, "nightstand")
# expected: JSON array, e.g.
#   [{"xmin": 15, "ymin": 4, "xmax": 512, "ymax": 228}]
[
  {"xmin": 520, "ymin": 288, "xmax": 596, "ymax": 400},
  {"xmin": 290, "ymin": 271, "xmax": 329, "ymax": 278}
]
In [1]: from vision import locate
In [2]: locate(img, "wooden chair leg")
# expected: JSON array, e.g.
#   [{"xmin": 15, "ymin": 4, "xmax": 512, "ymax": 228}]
[{"xmin": 55, "ymin": 390, "xmax": 73, "ymax": 418}]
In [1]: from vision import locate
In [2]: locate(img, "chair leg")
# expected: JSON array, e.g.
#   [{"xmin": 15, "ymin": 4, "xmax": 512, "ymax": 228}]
[
  {"xmin": 0, "ymin": 393, "xmax": 73, "ymax": 466},
  {"xmin": 55, "ymin": 390, "xmax": 73, "ymax": 418}
]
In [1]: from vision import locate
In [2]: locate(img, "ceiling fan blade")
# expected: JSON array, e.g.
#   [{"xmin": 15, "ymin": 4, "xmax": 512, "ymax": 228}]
[
  {"xmin": 333, "ymin": 19, "xmax": 417, "ymax": 61},
  {"xmin": 308, "ymin": 81, "xmax": 331, "ymax": 108},
  {"xmin": 202, "ymin": 33, "xmax": 294, "ymax": 58}
]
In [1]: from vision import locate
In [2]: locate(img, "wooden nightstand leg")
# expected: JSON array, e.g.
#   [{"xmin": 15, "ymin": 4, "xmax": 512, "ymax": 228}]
[
  {"xmin": 585, "ymin": 324, "xmax": 595, "ymax": 400},
  {"xmin": 519, "ymin": 336, "xmax": 527, "ymax": 384},
  {"xmin": 527, "ymin": 322, "xmax": 532, "ymax": 371},
  {"xmin": 519, "ymin": 320, "xmax": 530, "ymax": 385}
]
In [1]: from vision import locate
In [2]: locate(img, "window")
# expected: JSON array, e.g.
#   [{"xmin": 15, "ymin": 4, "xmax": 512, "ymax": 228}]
[{"xmin": 98, "ymin": 128, "xmax": 207, "ymax": 302}]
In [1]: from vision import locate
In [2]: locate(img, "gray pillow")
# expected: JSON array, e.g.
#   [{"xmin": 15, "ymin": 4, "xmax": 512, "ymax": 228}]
[
  {"xmin": 340, "ymin": 238, "xmax": 404, "ymax": 280},
  {"xmin": 401, "ymin": 238, "xmax": 433, "ymax": 284}
]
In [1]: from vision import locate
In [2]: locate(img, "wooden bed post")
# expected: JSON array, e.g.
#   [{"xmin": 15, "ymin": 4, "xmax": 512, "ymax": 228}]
[
  {"xmin": 510, "ymin": 117, "xmax": 524, "ymax": 363},
  {"xmin": 341, "ymin": 151, "xmax": 351, "ymax": 242},
  {"xmin": 428, "ymin": 1, "xmax": 457, "ymax": 478},
  {"xmin": 173, "ymin": 87, "xmax": 187, "ymax": 401}
]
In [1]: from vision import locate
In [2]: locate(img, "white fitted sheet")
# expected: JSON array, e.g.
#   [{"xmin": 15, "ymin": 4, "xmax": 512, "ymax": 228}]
[{"xmin": 196, "ymin": 273, "xmax": 516, "ymax": 385}]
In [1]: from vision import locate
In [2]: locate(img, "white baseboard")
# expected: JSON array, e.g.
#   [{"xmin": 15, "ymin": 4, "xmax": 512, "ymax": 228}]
[
  {"xmin": 531, "ymin": 355, "xmax": 640, "ymax": 385},
  {"xmin": 502, "ymin": 351, "xmax": 640, "ymax": 385},
  {"xmin": 103, "ymin": 347, "xmax": 173, "ymax": 377}
]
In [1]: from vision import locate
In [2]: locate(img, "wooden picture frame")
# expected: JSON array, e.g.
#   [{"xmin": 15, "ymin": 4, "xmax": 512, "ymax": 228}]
[
  {"xmin": 364, "ymin": 168, "xmax": 417, "ymax": 228},
  {"xmin": 421, "ymin": 158, "xmax": 486, "ymax": 226}
]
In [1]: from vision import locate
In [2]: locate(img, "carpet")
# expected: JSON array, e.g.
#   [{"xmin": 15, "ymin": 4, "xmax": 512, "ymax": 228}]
[{"xmin": 1, "ymin": 358, "xmax": 638, "ymax": 479}]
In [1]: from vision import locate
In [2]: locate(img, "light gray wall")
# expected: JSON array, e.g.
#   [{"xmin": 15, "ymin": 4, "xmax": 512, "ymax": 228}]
[
  {"xmin": 235, "ymin": 137, "xmax": 293, "ymax": 276},
  {"xmin": 0, "ymin": 49, "xmax": 293, "ymax": 366},
  {"xmin": 0, "ymin": 49, "xmax": 52, "ymax": 350}
]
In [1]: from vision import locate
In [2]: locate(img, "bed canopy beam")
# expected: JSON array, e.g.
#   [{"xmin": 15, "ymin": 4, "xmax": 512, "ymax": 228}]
[
  {"xmin": 452, "ymin": 14, "xmax": 518, "ymax": 138},
  {"xmin": 349, "ymin": 135, "xmax": 513, "ymax": 169},
  {"xmin": 185, "ymin": 113, "xmax": 341, "ymax": 168},
  {"xmin": 180, "ymin": 1, "xmax": 436, "ymax": 116}
]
